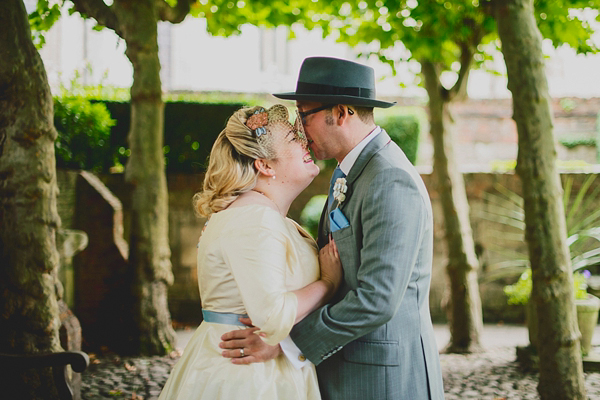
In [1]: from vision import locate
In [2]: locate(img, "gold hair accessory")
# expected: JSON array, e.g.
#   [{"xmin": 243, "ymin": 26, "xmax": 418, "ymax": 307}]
[{"xmin": 246, "ymin": 105, "xmax": 308, "ymax": 158}]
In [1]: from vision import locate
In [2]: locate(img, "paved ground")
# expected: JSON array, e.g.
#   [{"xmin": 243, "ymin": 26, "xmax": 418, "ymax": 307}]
[{"xmin": 80, "ymin": 324, "xmax": 600, "ymax": 399}]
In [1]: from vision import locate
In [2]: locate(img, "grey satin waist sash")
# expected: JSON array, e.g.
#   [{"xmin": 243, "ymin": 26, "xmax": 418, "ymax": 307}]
[{"xmin": 202, "ymin": 310, "xmax": 248, "ymax": 326}]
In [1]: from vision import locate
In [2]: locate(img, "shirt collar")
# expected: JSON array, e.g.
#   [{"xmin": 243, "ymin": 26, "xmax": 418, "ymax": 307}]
[{"xmin": 338, "ymin": 126, "xmax": 382, "ymax": 175}]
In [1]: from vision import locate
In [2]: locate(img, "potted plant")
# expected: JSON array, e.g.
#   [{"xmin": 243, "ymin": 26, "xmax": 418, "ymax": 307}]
[
  {"xmin": 505, "ymin": 269, "xmax": 599, "ymax": 355},
  {"xmin": 479, "ymin": 175, "xmax": 600, "ymax": 354}
]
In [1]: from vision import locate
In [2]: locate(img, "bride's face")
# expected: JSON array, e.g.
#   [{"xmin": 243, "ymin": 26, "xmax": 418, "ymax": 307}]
[{"xmin": 269, "ymin": 122, "xmax": 320, "ymax": 190}]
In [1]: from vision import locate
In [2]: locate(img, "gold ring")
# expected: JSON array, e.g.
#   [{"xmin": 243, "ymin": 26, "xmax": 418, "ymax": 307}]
[{"xmin": 240, "ymin": 348, "xmax": 245, "ymax": 357}]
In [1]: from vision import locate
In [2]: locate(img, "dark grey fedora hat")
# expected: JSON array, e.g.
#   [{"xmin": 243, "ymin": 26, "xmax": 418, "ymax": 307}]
[{"xmin": 274, "ymin": 57, "xmax": 396, "ymax": 108}]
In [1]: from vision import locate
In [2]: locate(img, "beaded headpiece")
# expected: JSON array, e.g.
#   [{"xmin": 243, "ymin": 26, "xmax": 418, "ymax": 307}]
[{"xmin": 245, "ymin": 105, "xmax": 308, "ymax": 157}]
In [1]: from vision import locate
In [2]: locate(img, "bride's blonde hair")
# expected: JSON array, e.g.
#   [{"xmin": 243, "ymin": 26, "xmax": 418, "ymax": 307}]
[{"xmin": 193, "ymin": 105, "xmax": 292, "ymax": 217}]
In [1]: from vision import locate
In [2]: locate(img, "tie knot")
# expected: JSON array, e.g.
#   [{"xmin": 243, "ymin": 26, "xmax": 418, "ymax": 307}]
[{"xmin": 331, "ymin": 167, "xmax": 346, "ymax": 184}]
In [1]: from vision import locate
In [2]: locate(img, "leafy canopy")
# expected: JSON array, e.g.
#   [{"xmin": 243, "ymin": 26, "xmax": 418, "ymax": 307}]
[
  {"xmin": 198, "ymin": 0, "xmax": 598, "ymax": 89},
  {"xmin": 29, "ymin": 0, "xmax": 599, "ymax": 90}
]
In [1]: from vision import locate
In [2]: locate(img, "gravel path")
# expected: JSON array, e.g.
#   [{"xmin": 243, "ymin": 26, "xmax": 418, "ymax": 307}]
[{"xmin": 80, "ymin": 325, "xmax": 600, "ymax": 399}]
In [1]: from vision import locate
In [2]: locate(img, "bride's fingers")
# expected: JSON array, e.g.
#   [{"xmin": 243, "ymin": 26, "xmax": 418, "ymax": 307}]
[
  {"xmin": 327, "ymin": 242, "xmax": 336, "ymax": 258},
  {"xmin": 221, "ymin": 348, "xmax": 240, "ymax": 359},
  {"xmin": 231, "ymin": 355, "xmax": 258, "ymax": 365},
  {"xmin": 220, "ymin": 327, "xmax": 259, "ymax": 342},
  {"xmin": 331, "ymin": 238, "xmax": 339, "ymax": 256},
  {"xmin": 219, "ymin": 339, "xmax": 248, "ymax": 351},
  {"xmin": 238, "ymin": 317, "xmax": 255, "ymax": 327}
]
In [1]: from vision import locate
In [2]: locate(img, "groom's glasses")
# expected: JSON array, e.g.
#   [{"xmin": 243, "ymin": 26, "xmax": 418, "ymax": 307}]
[{"xmin": 297, "ymin": 104, "xmax": 334, "ymax": 125}]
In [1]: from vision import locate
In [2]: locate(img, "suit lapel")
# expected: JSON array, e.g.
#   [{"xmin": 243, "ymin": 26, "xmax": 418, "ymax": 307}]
[
  {"xmin": 345, "ymin": 130, "xmax": 391, "ymax": 187},
  {"xmin": 317, "ymin": 129, "xmax": 392, "ymax": 245},
  {"xmin": 317, "ymin": 198, "xmax": 330, "ymax": 248},
  {"xmin": 338, "ymin": 130, "xmax": 392, "ymax": 213}
]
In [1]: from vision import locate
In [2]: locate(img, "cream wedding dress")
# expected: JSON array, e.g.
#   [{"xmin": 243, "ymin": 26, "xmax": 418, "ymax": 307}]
[{"xmin": 158, "ymin": 204, "xmax": 321, "ymax": 399}]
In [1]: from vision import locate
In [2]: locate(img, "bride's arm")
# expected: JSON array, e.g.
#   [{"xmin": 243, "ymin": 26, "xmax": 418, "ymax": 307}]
[
  {"xmin": 220, "ymin": 239, "xmax": 342, "ymax": 366},
  {"xmin": 293, "ymin": 238, "xmax": 342, "ymax": 323}
]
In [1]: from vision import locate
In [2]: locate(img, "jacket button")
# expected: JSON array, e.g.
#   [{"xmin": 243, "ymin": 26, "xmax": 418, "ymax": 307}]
[{"xmin": 298, "ymin": 354, "xmax": 306, "ymax": 362}]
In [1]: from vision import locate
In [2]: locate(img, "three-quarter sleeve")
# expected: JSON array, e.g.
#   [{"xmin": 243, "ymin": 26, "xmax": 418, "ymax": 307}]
[{"xmin": 220, "ymin": 215, "xmax": 298, "ymax": 346}]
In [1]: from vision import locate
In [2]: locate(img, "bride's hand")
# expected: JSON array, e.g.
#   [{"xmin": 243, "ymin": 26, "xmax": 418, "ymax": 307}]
[{"xmin": 318, "ymin": 235, "xmax": 343, "ymax": 294}]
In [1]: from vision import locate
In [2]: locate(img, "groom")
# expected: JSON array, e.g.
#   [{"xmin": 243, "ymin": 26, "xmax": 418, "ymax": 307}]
[{"xmin": 221, "ymin": 57, "xmax": 444, "ymax": 399}]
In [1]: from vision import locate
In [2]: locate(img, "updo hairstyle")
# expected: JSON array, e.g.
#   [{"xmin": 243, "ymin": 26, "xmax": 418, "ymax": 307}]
[{"xmin": 193, "ymin": 105, "xmax": 292, "ymax": 217}]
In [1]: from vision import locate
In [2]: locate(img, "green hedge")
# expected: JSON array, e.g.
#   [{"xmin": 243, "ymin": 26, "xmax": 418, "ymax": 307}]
[
  {"xmin": 320, "ymin": 112, "xmax": 421, "ymax": 169},
  {"xmin": 98, "ymin": 101, "xmax": 245, "ymax": 173},
  {"xmin": 299, "ymin": 194, "xmax": 327, "ymax": 239},
  {"xmin": 54, "ymin": 97, "xmax": 117, "ymax": 172},
  {"xmin": 54, "ymin": 100, "xmax": 419, "ymax": 173},
  {"xmin": 54, "ymin": 99, "xmax": 245, "ymax": 173},
  {"xmin": 377, "ymin": 114, "xmax": 420, "ymax": 165}
]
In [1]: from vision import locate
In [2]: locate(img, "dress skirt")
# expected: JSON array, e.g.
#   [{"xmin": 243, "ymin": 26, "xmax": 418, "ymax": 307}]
[{"xmin": 158, "ymin": 321, "xmax": 320, "ymax": 399}]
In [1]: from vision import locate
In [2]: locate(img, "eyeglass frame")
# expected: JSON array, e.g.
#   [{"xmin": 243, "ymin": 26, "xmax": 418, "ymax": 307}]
[
  {"xmin": 297, "ymin": 104, "xmax": 335, "ymax": 126},
  {"xmin": 296, "ymin": 104, "xmax": 355, "ymax": 126}
]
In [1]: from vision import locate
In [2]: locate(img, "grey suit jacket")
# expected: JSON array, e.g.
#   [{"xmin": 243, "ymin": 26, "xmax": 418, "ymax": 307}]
[{"xmin": 290, "ymin": 131, "xmax": 444, "ymax": 400}]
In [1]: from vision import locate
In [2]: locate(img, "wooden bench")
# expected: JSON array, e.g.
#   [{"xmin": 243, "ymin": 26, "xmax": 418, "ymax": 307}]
[{"xmin": 0, "ymin": 351, "xmax": 89, "ymax": 400}]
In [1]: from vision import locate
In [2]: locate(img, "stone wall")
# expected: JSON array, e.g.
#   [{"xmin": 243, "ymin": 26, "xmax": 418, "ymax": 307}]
[{"xmin": 57, "ymin": 168, "xmax": 600, "ymax": 328}]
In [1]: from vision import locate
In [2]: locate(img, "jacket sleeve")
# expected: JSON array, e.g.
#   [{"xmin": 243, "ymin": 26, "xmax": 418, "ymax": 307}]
[{"xmin": 290, "ymin": 166, "xmax": 428, "ymax": 364}]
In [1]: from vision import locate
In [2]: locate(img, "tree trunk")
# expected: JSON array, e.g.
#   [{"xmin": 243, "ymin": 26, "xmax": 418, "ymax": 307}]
[
  {"xmin": 422, "ymin": 60, "xmax": 483, "ymax": 353},
  {"xmin": 115, "ymin": 0, "xmax": 176, "ymax": 355},
  {"xmin": 0, "ymin": 0, "xmax": 62, "ymax": 397},
  {"xmin": 493, "ymin": 1, "xmax": 586, "ymax": 398}
]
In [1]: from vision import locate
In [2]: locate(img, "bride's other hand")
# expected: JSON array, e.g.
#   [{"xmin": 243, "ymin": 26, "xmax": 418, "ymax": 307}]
[{"xmin": 319, "ymin": 235, "xmax": 343, "ymax": 294}]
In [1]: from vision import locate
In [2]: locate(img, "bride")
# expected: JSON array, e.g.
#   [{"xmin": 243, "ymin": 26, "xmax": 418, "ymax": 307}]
[{"xmin": 158, "ymin": 104, "xmax": 342, "ymax": 399}]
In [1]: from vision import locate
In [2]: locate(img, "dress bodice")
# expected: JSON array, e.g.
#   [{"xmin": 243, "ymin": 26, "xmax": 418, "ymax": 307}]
[{"xmin": 197, "ymin": 204, "xmax": 320, "ymax": 344}]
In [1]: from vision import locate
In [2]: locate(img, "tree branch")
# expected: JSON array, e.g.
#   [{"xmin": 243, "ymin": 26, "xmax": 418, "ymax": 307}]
[
  {"xmin": 71, "ymin": 0, "xmax": 122, "ymax": 37},
  {"xmin": 447, "ymin": 41, "xmax": 474, "ymax": 102},
  {"xmin": 421, "ymin": 59, "xmax": 445, "ymax": 100},
  {"xmin": 448, "ymin": 19, "xmax": 485, "ymax": 102},
  {"xmin": 157, "ymin": 0, "xmax": 191, "ymax": 24}
]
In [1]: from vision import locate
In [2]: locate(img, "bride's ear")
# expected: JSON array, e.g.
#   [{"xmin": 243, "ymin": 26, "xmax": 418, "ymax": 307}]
[{"xmin": 254, "ymin": 159, "xmax": 276, "ymax": 179}]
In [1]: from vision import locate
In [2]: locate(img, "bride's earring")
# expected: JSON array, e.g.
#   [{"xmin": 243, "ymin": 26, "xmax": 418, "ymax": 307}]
[{"xmin": 273, "ymin": 175, "xmax": 276, "ymax": 180}]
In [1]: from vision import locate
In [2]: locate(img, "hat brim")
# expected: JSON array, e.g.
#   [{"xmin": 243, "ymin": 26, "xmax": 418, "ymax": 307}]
[{"xmin": 273, "ymin": 92, "xmax": 396, "ymax": 109}]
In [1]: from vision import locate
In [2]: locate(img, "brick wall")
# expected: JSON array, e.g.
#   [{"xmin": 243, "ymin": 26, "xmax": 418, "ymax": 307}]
[{"xmin": 413, "ymin": 97, "xmax": 600, "ymax": 167}]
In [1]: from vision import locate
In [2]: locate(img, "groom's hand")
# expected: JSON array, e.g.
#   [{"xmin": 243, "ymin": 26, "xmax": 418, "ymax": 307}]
[{"xmin": 219, "ymin": 317, "xmax": 282, "ymax": 364}]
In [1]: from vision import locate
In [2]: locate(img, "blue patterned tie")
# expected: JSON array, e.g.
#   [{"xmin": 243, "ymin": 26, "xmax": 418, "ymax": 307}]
[{"xmin": 328, "ymin": 166, "xmax": 346, "ymax": 209}]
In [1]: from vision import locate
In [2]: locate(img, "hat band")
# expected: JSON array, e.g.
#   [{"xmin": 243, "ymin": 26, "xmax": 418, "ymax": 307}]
[{"xmin": 296, "ymin": 82, "xmax": 374, "ymax": 99}]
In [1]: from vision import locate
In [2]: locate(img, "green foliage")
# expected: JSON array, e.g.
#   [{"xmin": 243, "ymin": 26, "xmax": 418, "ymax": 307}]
[
  {"xmin": 28, "ymin": 0, "xmax": 63, "ymax": 49},
  {"xmin": 378, "ymin": 114, "xmax": 420, "ymax": 165},
  {"xmin": 534, "ymin": 0, "xmax": 600, "ymax": 54},
  {"xmin": 97, "ymin": 100, "xmax": 246, "ymax": 173},
  {"xmin": 300, "ymin": 195, "xmax": 327, "ymax": 239},
  {"xmin": 504, "ymin": 269, "xmax": 589, "ymax": 305},
  {"xmin": 201, "ymin": 0, "xmax": 598, "ymax": 96},
  {"xmin": 559, "ymin": 136, "xmax": 597, "ymax": 149},
  {"xmin": 54, "ymin": 73, "xmax": 246, "ymax": 173},
  {"xmin": 504, "ymin": 268, "xmax": 533, "ymax": 305},
  {"xmin": 54, "ymin": 96, "xmax": 117, "ymax": 172},
  {"xmin": 191, "ymin": 0, "xmax": 306, "ymax": 36},
  {"xmin": 164, "ymin": 91, "xmax": 270, "ymax": 106},
  {"xmin": 57, "ymin": 69, "xmax": 130, "ymax": 101},
  {"xmin": 479, "ymin": 174, "xmax": 600, "ymax": 301}
]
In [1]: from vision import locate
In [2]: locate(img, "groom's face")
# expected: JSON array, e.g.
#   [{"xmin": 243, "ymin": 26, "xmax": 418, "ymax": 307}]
[{"xmin": 296, "ymin": 101, "xmax": 338, "ymax": 161}]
